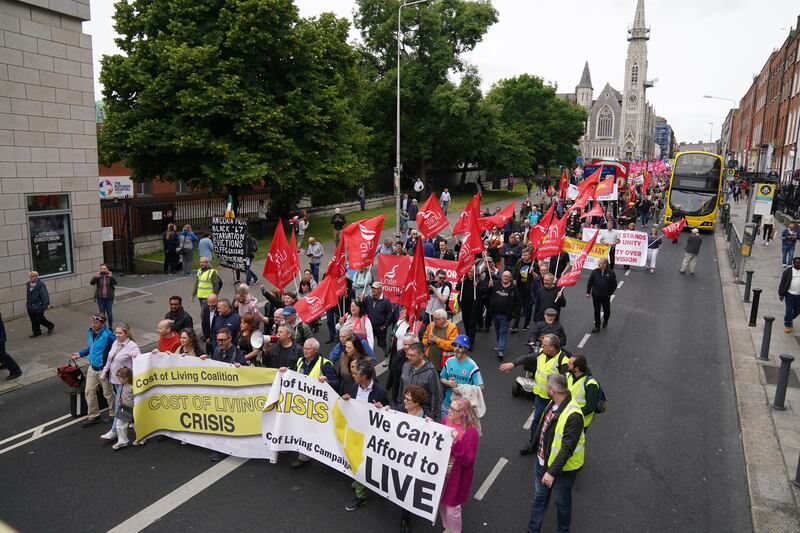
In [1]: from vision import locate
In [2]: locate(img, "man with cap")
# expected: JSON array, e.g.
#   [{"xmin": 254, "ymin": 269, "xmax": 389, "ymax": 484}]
[
  {"xmin": 283, "ymin": 305, "xmax": 313, "ymax": 346},
  {"xmin": 440, "ymin": 334, "xmax": 484, "ymax": 417},
  {"xmin": 528, "ymin": 308, "xmax": 567, "ymax": 348},
  {"xmin": 679, "ymin": 228, "xmax": 702, "ymax": 276},
  {"xmin": 363, "ymin": 282, "xmax": 394, "ymax": 356},
  {"xmin": 330, "ymin": 208, "xmax": 347, "ymax": 246},
  {"xmin": 71, "ymin": 314, "xmax": 116, "ymax": 425}
]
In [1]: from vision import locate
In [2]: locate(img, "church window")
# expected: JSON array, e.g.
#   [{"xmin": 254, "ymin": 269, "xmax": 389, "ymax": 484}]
[
  {"xmin": 597, "ymin": 106, "xmax": 614, "ymax": 138},
  {"xmin": 631, "ymin": 64, "xmax": 639, "ymax": 84}
]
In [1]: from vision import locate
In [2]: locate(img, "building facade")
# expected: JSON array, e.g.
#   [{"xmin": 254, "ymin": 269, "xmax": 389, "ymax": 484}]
[
  {"xmin": 654, "ymin": 117, "xmax": 676, "ymax": 160},
  {"xmin": 564, "ymin": 0, "xmax": 657, "ymax": 161},
  {"xmin": 0, "ymin": 0, "xmax": 102, "ymax": 318}
]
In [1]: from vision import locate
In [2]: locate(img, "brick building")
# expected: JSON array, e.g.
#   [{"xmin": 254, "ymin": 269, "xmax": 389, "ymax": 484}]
[
  {"xmin": 725, "ymin": 16, "xmax": 800, "ymax": 182},
  {"xmin": 0, "ymin": 0, "xmax": 102, "ymax": 318}
]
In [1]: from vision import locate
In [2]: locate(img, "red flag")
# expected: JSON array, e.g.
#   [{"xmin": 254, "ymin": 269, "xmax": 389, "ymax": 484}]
[
  {"xmin": 628, "ymin": 184, "xmax": 638, "ymax": 206},
  {"xmin": 662, "ymin": 218, "xmax": 687, "ymax": 240},
  {"xmin": 594, "ymin": 176, "xmax": 615, "ymax": 198},
  {"xmin": 579, "ymin": 167, "xmax": 601, "ymax": 196},
  {"xmin": 479, "ymin": 202, "xmax": 516, "ymax": 232},
  {"xmin": 263, "ymin": 219, "xmax": 297, "ymax": 290},
  {"xmin": 568, "ymin": 186, "xmax": 592, "ymax": 213},
  {"xmin": 453, "ymin": 193, "xmax": 481, "ymax": 236},
  {"xmin": 399, "ymin": 236, "xmax": 429, "ymax": 317},
  {"xmin": 641, "ymin": 165, "xmax": 650, "ymax": 194},
  {"xmin": 557, "ymin": 231, "xmax": 599, "ymax": 287},
  {"xmin": 456, "ymin": 199, "xmax": 484, "ymax": 277},
  {"xmin": 528, "ymin": 203, "xmax": 556, "ymax": 248},
  {"xmin": 535, "ymin": 214, "xmax": 567, "ymax": 260},
  {"xmin": 580, "ymin": 202, "xmax": 604, "ymax": 219},
  {"xmin": 294, "ymin": 276, "xmax": 339, "ymax": 323},
  {"xmin": 558, "ymin": 170, "xmax": 569, "ymax": 200},
  {"xmin": 342, "ymin": 214, "xmax": 385, "ymax": 271},
  {"xmin": 325, "ymin": 238, "xmax": 348, "ymax": 297},
  {"xmin": 416, "ymin": 193, "xmax": 449, "ymax": 238}
]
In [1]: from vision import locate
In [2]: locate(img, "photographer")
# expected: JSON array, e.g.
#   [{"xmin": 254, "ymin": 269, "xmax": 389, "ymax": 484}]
[
  {"xmin": 424, "ymin": 269, "xmax": 452, "ymax": 326},
  {"xmin": 89, "ymin": 264, "xmax": 117, "ymax": 328}
]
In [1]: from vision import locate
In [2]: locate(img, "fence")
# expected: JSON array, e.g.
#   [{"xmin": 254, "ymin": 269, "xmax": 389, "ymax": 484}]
[{"xmin": 725, "ymin": 221, "xmax": 747, "ymax": 281}]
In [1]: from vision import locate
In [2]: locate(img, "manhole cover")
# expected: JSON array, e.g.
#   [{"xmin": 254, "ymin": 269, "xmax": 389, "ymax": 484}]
[{"xmin": 762, "ymin": 365, "xmax": 800, "ymax": 389}]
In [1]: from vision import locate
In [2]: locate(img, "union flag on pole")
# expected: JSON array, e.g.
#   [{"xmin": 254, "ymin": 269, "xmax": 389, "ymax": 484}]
[
  {"xmin": 456, "ymin": 197, "xmax": 483, "ymax": 277},
  {"xmin": 662, "ymin": 218, "xmax": 687, "ymax": 241},
  {"xmin": 528, "ymin": 203, "xmax": 556, "ymax": 249},
  {"xmin": 263, "ymin": 219, "xmax": 296, "ymax": 290},
  {"xmin": 399, "ymin": 236, "xmax": 429, "ymax": 318},
  {"xmin": 294, "ymin": 276, "xmax": 340, "ymax": 324},
  {"xmin": 557, "ymin": 231, "xmax": 599, "ymax": 287},
  {"xmin": 559, "ymin": 170, "xmax": 569, "ymax": 200},
  {"xmin": 479, "ymin": 202, "xmax": 516, "ymax": 232},
  {"xmin": 578, "ymin": 167, "xmax": 601, "ymax": 197},
  {"xmin": 594, "ymin": 176, "xmax": 615, "ymax": 198},
  {"xmin": 324, "ymin": 238, "xmax": 348, "ymax": 297},
  {"xmin": 342, "ymin": 214, "xmax": 385, "ymax": 271},
  {"xmin": 416, "ymin": 193, "xmax": 449, "ymax": 238},
  {"xmin": 453, "ymin": 193, "xmax": 481, "ymax": 236},
  {"xmin": 535, "ymin": 214, "xmax": 567, "ymax": 261}
]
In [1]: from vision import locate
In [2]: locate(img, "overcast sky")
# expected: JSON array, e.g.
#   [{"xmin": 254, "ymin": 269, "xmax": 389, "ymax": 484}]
[{"xmin": 85, "ymin": 0, "xmax": 800, "ymax": 145}]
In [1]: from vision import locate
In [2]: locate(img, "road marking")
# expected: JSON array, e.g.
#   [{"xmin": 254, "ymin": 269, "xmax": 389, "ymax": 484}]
[
  {"xmin": 375, "ymin": 359, "xmax": 389, "ymax": 377},
  {"xmin": 617, "ymin": 281, "xmax": 624, "ymax": 288},
  {"xmin": 625, "ymin": 269, "xmax": 631, "ymax": 276},
  {"xmin": 610, "ymin": 294, "xmax": 616, "ymax": 302},
  {"xmin": 474, "ymin": 457, "xmax": 509, "ymax": 501},
  {"xmin": 523, "ymin": 408, "xmax": 536, "ymax": 430},
  {"xmin": 577, "ymin": 333, "xmax": 590, "ymax": 349},
  {"xmin": 108, "ymin": 456, "xmax": 249, "ymax": 533},
  {"xmin": 0, "ymin": 415, "xmax": 88, "ymax": 456},
  {"xmin": 0, "ymin": 413, "xmax": 72, "ymax": 446}
]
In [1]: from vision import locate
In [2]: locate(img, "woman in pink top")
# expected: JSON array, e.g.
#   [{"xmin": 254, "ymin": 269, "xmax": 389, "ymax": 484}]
[
  {"xmin": 99, "ymin": 322, "xmax": 140, "ymax": 441},
  {"xmin": 439, "ymin": 396, "xmax": 480, "ymax": 533}
]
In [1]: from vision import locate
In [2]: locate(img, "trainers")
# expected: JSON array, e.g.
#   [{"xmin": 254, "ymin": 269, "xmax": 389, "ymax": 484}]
[
  {"xmin": 509, "ymin": 327, "xmax": 518, "ymax": 334},
  {"xmin": 112, "ymin": 442, "xmax": 129, "ymax": 450},
  {"xmin": 679, "ymin": 270, "xmax": 685, "ymax": 276},
  {"xmin": 47, "ymin": 325, "xmax": 55, "ymax": 335},
  {"xmin": 99, "ymin": 430, "xmax": 116, "ymax": 440},
  {"xmin": 784, "ymin": 326, "xmax": 793, "ymax": 333},
  {"xmin": 497, "ymin": 352, "xmax": 504, "ymax": 360},
  {"xmin": 345, "ymin": 497, "xmax": 367, "ymax": 511}
]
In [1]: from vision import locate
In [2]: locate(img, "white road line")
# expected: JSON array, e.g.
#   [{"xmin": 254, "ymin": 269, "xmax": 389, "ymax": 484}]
[
  {"xmin": 0, "ymin": 413, "xmax": 72, "ymax": 446},
  {"xmin": 577, "ymin": 333, "xmax": 591, "ymax": 349},
  {"xmin": 474, "ymin": 457, "xmax": 509, "ymax": 501},
  {"xmin": 617, "ymin": 281, "xmax": 624, "ymax": 288},
  {"xmin": 610, "ymin": 294, "xmax": 616, "ymax": 302},
  {"xmin": 108, "ymin": 456, "xmax": 249, "ymax": 533},
  {"xmin": 376, "ymin": 360, "xmax": 389, "ymax": 377},
  {"xmin": 0, "ymin": 416, "xmax": 87, "ymax": 456},
  {"xmin": 625, "ymin": 269, "xmax": 631, "ymax": 276},
  {"xmin": 523, "ymin": 409, "xmax": 536, "ymax": 430}
]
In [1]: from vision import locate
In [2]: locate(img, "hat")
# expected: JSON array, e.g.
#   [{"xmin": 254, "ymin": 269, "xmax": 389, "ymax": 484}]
[
  {"xmin": 544, "ymin": 308, "xmax": 557, "ymax": 315},
  {"xmin": 282, "ymin": 306, "xmax": 297, "ymax": 316},
  {"xmin": 372, "ymin": 281, "xmax": 382, "ymax": 289},
  {"xmin": 90, "ymin": 314, "xmax": 106, "ymax": 322},
  {"xmin": 691, "ymin": 228, "xmax": 699, "ymax": 234},
  {"xmin": 335, "ymin": 208, "xmax": 341, "ymax": 214},
  {"xmin": 453, "ymin": 334, "xmax": 471, "ymax": 349}
]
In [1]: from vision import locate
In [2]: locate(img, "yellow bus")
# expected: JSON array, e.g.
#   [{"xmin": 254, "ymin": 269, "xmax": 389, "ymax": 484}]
[{"xmin": 663, "ymin": 151, "xmax": 724, "ymax": 232}]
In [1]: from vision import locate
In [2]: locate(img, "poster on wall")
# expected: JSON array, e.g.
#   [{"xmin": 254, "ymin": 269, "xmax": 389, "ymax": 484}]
[
  {"xmin": 29, "ymin": 214, "xmax": 72, "ymax": 276},
  {"xmin": 212, "ymin": 217, "xmax": 248, "ymax": 271}
]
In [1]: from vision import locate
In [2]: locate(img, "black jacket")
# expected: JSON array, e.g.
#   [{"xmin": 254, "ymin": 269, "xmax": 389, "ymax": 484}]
[
  {"xmin": 778, "ymin": 266, "xmax": 800, "ymax": 297},
  {"xmin": 534, "ymin": 285, "xmax": 565, "ymax": 321},
  {"xmin": 385, "ymin": 348, "xmax": 408, "ymax": 403},
  {"xmin": 25, "ymin": 280, "xmax": 50, "ymax": 312},
  {"xmin": 527, "ymin": 320, "xmax": 567, "ymax": 347},
  {"xmin": 264, "ymin": 341, "xmax": 303, "ymax": 369},
  {"xmin": 531, "ymin": 392, "xmax": 585, "ymax": 476},
  {"xmin": 347, "ymin": 380, "xmax": 390, "ymax": 405},
  {"xmin": 201, "ymin": 306, "xmax": 217, "ymax": 342},
  {"xmin": 165, "ymin": 309, "xmax": 194, "ymax": 333},
  {"xmin": 685, "ymin": 235, "xmax": 702, "ymax": 255},
  {"xmin": 586, "ymin": 268, "xmax": 617, "ymax": 298},
  {"xmin": 364, "ymin": 295, "xmax": 394, "ymax": 330}
]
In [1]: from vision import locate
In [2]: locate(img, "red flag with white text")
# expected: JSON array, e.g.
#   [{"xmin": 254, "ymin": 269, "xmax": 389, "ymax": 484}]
[
  {"xmin": 342, "ymin": 214, "xmax": 385, "ymax": 271},
  {"xmin": 262, "ymin": 219, "xmax": 297, "ymax": 290},
  {"xmin": 479, "ymin": 202, "xmax": 516, "ymax": 232},
  {"xmin": 453, "ymin": 193, "xmax": 481, "ymax": 236},
  {"xmin": 294, "ymin": 276, "xmax": 339, "ymax": 323},
  {"xmin": 399, "ymin": 236, "xmax": 429, "ymax": 317},
  {"xmin": 557, "ymin": 231, "xmax": 599, "ymax": 287},
  {"xmin": 535, "ymin": 214, "xmax": 567, "ymax": 260},
  {"xmin": 662, "ymin": 218, "xmax": 687, "ymax": 240},
  {"xmin": 456, "ymin": 197, "xmax": 484, "ymax": 277},
  {"xmin": 416, "ymin": 193, "xmax": 449, "ymax": 238},
  {"xmin": 528, "ymin": 203, "xmax": 556, "ymax": 249},
  {"xmin": 324, "ymin": 238, "xmax": 348, "ymax": 297}
]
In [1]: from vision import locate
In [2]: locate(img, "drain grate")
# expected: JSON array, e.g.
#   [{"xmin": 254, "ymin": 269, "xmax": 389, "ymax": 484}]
[{"xmin": 762, "ymin": 365, "xmax": 800, "ymax": 389}]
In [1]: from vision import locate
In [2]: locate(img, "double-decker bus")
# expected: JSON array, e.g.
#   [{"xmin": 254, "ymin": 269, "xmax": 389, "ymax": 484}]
[{"xmin": 663, "ymin": 151, "xmax": 724, "ymax": 232}]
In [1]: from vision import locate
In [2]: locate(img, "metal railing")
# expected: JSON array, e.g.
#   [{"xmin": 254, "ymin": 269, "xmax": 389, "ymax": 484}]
[{"xmin": 725, "ymin": 221, "xmax": 746, "ymax": 281}]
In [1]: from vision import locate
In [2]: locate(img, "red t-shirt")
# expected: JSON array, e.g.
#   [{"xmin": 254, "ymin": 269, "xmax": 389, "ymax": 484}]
[{"xmin": 159, "ymin": 333, "xmax": 181, "ymax": 353}]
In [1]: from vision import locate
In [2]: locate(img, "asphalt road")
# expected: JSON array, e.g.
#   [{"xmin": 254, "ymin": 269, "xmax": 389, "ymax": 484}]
[{"xmin": 0, "ymin": 231, "xmax": 751, "ymax": 533}]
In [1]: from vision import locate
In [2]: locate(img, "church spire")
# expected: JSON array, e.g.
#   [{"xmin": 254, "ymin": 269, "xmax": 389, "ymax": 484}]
[
  {"xmin": 628, "ymin": 0, "xmax": 650, "ymax": 41},
  {"xmin": 577, "ymin": 61, "xmax": 592, "ymax": 90}
]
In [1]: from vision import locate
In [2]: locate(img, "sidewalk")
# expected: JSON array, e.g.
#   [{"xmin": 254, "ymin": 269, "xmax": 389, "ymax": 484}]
[
  {"xmin": 0, "ymin": 189, "xmax": 529, "ymax": 395},
  {"xmin": 716, "ymin": 197, "xmax": 800, "ymax": 532}
]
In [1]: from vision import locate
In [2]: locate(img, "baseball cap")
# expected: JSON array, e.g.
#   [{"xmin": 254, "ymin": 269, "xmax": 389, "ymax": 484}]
[
  {"xmin": 282, "ymin": 306, "xmax": 297, "ymax": 316},
  {"xmin": 691, "ymin": 228, "xmax": 699, "ymax": 234},
  {"xmin": 372, "ymin": 282, "xmax": 382, "ymax": 289},
  {"xmin": 544, "ymin": 308, "xmax": 557, "ymax": 315}
]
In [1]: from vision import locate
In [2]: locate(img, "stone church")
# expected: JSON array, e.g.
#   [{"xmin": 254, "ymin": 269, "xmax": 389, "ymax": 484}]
[{"xmin": 559, "ymin": 0, "xmax": 657, "ymax": 161}]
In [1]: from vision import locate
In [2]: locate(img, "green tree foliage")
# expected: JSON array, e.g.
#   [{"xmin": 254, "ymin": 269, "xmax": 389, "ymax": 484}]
[
  {"xmin": 353, "ymin": 0, "xmax": 498, "ymax": 178},
  {"xmin": 481, "ymin": 74, "xmax": 586, "ymax": 176},
  {"xmin": 98, "ymin": 0, "xmax": 371, "ymax": 209}
]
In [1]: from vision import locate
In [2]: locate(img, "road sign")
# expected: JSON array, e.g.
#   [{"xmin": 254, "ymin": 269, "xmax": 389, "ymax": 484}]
[{"xmin": 576, "ymin": 156, "xmax": 583, "ymax": 165}]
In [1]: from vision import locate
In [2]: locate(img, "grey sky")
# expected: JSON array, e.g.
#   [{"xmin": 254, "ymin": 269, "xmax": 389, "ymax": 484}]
[{"xmin": 85, "ymin": 0, "xmax": 800, "ymax": 146}]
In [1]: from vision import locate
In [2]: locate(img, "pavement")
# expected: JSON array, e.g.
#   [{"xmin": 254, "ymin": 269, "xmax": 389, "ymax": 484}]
[
  {"xmin": 0, "ymin": 192, "xmax": 756, "ymax": 532},
  {"xmin": 718, "ymin": 196, "xmax": 800, "ymax": 532}
]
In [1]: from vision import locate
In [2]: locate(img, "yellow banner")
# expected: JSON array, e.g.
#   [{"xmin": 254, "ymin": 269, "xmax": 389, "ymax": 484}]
[
  {"xmin": 133, "ymin": 393, "xmax": 268, "ymax": 439},
  {"xmin": 563, "ymin": 237, "xmax": 609, "ymax": 258},
  {"xmin": 133, "ymin": 365, "xmax": 276, "ymax": 394}
]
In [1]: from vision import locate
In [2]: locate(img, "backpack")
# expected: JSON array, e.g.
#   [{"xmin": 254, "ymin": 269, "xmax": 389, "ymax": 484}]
[
  {"xmin": 181, "ymin": 235, "xmax": 194, "ymax": 252},
  {"xmin": 588, "ymin": 374, "xmax": 607, "ymax": 413}
]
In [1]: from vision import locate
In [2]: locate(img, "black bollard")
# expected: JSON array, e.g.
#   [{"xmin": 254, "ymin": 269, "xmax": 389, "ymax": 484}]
[
  {"xmin": 760, "ymin": 316, "xmax": 775, "ymax": 360},
  {"xmin": 772, "ymin": 354, "xmax": 795, "ymax": 410},
  {"xmin": 748, "ymin": 289, "xmax": 762, "ymax": 327},
  {"xmin": 744, "ymin": 270, "xmax": 754, "ymax": 303}
]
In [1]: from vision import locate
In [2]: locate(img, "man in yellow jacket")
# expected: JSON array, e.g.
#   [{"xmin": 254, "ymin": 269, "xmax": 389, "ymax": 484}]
[{"xmin": 422, "ymin": 309, "xmax": 458, "ymax": 372}]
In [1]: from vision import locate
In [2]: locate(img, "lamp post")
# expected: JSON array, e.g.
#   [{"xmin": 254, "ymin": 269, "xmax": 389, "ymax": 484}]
[
  {"xmin": 396, "ymin": 0, "xmax": 430, "ymax": 238},
  {"xmin": 702, "ymin": 95, "xmax": 737, "ymax": 106},
  {"xmin": 708, "ymin": 122, "xmax": 714, "ymax": 143}
]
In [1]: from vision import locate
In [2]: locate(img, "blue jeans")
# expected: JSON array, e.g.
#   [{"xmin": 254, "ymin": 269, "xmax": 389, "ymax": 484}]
[
  {"xmin": 784, "ymin": 293, "xmax": 800, "ymax": 327},
  {"xmin": 326, "ymin": 307, "xmax": 340, "ymax": 341},
  {"xmin": 528, "ymin": 461, "xmax": 577, "ymax": 533},
  {"xmin": 528, "ymin": 395, "xmax": 551, "ymax": 446},
  {"xmin": 441, "ymin": 200, "xmax": 449, "ymax": 215},
  {"xmin": 639, "ymin": 212, "xmax": 649, "ymax": 226},
  {"xmin": 245, "ymin": 260, "xmax": 258, "ymax": 285},
  {"xmin": 97, "ymin": 298, "xmax": 113, "ymax": 328},
  {"xmin": 310, "ymin": 263, "xmax": 320, "ymax": 283},
  {"xmin": 493, "ymin": 313, "xmax": 509, "ymax": 353},
  {"xmin": 782, "ymin": 242, "xmax": 796, "ymax": 265}
]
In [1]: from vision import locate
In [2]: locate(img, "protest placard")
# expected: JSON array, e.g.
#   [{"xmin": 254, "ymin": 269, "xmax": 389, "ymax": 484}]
[
  {"xmin": 212, "ymin": 217, "xmax": 248, "ymax": 271},
  {"xmin": 563, "ymin": 237, "xmax": 609, "ymax": 270},
  {"xmin": 583, "ymin": 228, "xmax": 647, "ymax": 267}
]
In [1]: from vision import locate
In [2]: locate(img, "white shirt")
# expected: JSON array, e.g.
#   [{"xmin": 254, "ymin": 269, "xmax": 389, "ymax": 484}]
[
  {"xmin": 356, "ymin": 380, "xmax": 374, "ymax": 402},
  {"xmin": 763, "ymin": 214, "xmax": 775, "ymax": 226},
  {"xmin": 440, "ymin": 191, "xmax": 451, "ymax": 202},
  {"xmin": 790, "ymin": 268, "xmax": 800, "ymax": 296},
  {"xmin": 599, "ymin": 228, "xmax": 619, "ymax": 246}
]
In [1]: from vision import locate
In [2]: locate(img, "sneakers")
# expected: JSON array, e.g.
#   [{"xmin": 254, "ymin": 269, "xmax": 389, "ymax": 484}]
[
  {"xmin": 345, "ymin": 497, "xmax": 367, "ymax": 511},
  {"xmin": 112, "ymin": 442, "xmax": 129, "ymax": 450},
  {"xmin": 591, "ymin": 327, "xmax": 600, "ymax": 333},
  {"xmin": 679, "ymin": 270, "xmax": 685, "ymax": 276},
  {"xmin": 99, "ymin": 430, "xmax": 116, "ymax": 441},
  {"xmin": 509, "ymin": 327, "xmax": 518, "ymax": 334},
  {"xmin": 47, "ymin": 325, "xmax": 55, "ymax": 335},
  {"xmin": 519, "ymin": 445, "xmax": 535, "ymax": 455},
  {"xmin": 785, "ymin": 326, "xmax": 793, "ymax": 334},
  {"xmin": 497, "ymin": 352, "xmax": 504, "ymax": 360}
]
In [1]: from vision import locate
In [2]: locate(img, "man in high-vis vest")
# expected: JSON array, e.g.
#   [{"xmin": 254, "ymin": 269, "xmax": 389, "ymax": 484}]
[
  {"xmin": 499, "ymin": 333, "xmax": 568, "ymax": 454},
  {"xmin": 192, "ymin": 256, "xmax": 222, "ymax": 310},
  {"xmin": 527, "ymin": 374, "xmax": 585, "ymax": 533},
  {"xmin": 566, "ymin": 355, "xmax": 599, "ymax": 429},
  {"xmin": 281, "ymin": 338, "xmax": 338, "ymax": 470}
]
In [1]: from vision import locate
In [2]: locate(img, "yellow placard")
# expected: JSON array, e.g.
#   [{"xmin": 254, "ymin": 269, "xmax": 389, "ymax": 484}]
[
  {"xmin": 563, "ymin": 237, "xmax": 609, "ymax": 258},
  {"xmin": 133, "ymin": 365, "xmax": 276, "ymax": 394}
]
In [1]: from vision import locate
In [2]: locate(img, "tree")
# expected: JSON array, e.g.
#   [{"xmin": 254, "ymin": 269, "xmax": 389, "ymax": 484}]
[
  {"xmin": 353, "ymin": 0, "xmax": 498, "ymax": 180},
  {"xmin": 98, "ymin": 0, "xmax": 371, "ymax": 210}
]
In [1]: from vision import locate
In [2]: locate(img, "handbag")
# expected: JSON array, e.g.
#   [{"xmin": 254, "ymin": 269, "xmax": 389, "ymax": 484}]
[
  {"xmin": 115, "ymin": 404, "xmax": 133, "ymax": 423},
  {"xmin": 57, "ymin": 360, "xmax": 85, "ymax": 390}
]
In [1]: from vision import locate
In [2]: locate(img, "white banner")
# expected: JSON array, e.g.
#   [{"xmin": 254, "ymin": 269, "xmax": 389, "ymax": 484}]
[
  {"xmin": 567, "ymin": 183, "xmax": 618, "ymax": 201},
  {"xmin": 583, "ymin": 228, "xmax": 647, "ymax": 267},
  {"xmin": 262, "ymin": 371, "xmax": 453, "ymax": 523}
]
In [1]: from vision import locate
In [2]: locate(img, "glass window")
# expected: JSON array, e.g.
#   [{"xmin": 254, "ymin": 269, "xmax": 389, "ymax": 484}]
[
  {"xmin": 28, "ymin": 213, "xmax": 73, "ymax": 277},
  {"xmin": 176, "ymin": 180, "xmax": 189, "ymax": 194},
  {"xmin": 669, "ymin": 190, "xmax": 718, "ymax": 217},
  {"xmin": 631, "ymin": 64, "xmax": 639, "ymax": 84},
  {"xmin": 135, "ymin": 180, "xmax": 152, "ymax": 196},
  {"xmin": 26, "ymin": 194, "xmax": 69, "ymax": 212},
  {"xmin": 597, "ymin": 106, "xmax": 613, "ymax": 138}
]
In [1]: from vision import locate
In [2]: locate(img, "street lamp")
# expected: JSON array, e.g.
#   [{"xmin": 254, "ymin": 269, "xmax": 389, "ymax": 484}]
[
  {"xmin": 703, "ymin": 95, "xmax": 737, "ymax": 106},
  {"xmin": 396, "ymin": 0, "xmax": 430, "ymax": 237},
  {"xmin": 708, "ymin": 122, "xmax": 714, "ymax": 143}
]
